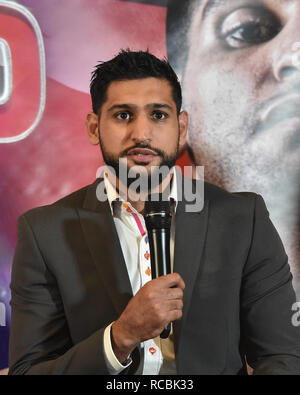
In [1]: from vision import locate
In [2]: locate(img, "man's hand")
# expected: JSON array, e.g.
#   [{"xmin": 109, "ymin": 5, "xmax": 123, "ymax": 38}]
[{"xmin": 111, "ymin": 273, "xmax": 185, "ymax": 364}]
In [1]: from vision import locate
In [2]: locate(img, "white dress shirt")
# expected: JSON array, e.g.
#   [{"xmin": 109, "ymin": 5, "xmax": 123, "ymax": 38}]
[{"xmin": 102, "ymin": 168, "xmax": 178, "ymax": 375}]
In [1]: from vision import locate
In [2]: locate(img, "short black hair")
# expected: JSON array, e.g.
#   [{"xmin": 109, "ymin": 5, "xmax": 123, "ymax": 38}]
[{"xmin": 90, "ymin": 49, "xmax": 182, "ymax": 115}]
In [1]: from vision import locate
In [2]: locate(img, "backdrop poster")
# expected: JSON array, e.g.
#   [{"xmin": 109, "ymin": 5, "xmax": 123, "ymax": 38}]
[{"xmin": 0, "ymin": 0, "xmax": 299, "ymax": 370}]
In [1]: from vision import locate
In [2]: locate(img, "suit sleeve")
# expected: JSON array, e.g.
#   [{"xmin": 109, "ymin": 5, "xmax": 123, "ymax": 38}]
[
  {"xmin": 240, "ymin": 195, "xmax": 300, "ymax": 375},
  {"xmin": 9, "ymin": 214, "xmax": 111, "ymax": 375}
]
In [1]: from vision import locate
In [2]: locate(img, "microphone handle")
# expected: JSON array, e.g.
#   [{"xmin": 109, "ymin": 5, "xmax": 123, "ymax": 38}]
[
  {"xmin": 160, "ymin": 322, "xmax": 171, "ymax": 339},
  {"xmin": 148, "ymin": 229, "xmax": 171, "ymax": 339},
  {"xmin": 149, "ymin": 229, "xmax": 171, "ymax": 278}
]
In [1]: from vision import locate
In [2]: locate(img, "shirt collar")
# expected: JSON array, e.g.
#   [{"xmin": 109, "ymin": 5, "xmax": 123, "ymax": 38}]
[{"xmin": 103, "ymin": 167, "xmax": 178, "ymax": 216}]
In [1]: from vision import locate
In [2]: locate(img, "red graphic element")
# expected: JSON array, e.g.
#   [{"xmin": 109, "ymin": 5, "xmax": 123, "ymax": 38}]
[
  {"xmin": 144, "ymin": 252, "xmax": 150, "ymax": 260},
  {"xmin": 149, "ymin": 347, "xmax": 156, "ymax": 355},
  {"xmin": 145, "ymin": 267, "xmax": 151, "ymax": 276},
  {"xmin": 0, "ymin": 0, "xmax": 190, "ymax": 370},
  {"xmin": 0, "ymin": 9, "xmax": 41, "ymax": 139},
  {"xmin": 123, "ymin": 202, "xmax": 132, "ymax": 213}
]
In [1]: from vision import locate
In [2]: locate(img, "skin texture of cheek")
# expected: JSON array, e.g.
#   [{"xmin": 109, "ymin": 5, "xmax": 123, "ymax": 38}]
[
  {"xmin": 186, "ymin": 81, "xmax": 300, "ymax": 202},
  {"xmin": 183, "ymin": 56, "xmax": 300, "ymax": 212},
  {"xmin": 183, "ymin": 63, "xmax": 258, "ymax": 184}
]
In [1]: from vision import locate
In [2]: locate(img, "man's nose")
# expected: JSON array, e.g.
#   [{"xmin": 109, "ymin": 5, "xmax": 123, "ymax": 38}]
[
  {"xmin": 271, "ymin": 14, "xmax": 300, "ymax": 82},
  {"xmin": 130, "ymin": 114, "xmax": 152, "ymax": 143}
]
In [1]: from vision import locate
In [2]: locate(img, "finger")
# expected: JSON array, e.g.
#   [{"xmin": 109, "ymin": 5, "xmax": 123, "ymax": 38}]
[
  {"xmin": 168, "ymin": 299, "xmax": 183, "ymax": 311},
  {"xmin": 157, "ymin": 273, "xmax": 185, "ymax": 290},
  {"xmin": 158, "ymin": 298, "xmax": 183, "ymax": 313},
  {"xmin": 172, "ymin": 309, "xmax": 183, "ymax": 321},
  {"xmin": 165, "ymin": 308, "xmax": 183, "ymax": 324},
  {"xmin": 163, "ymin": 288, "xmax": 184, "ymax": 301},
  {"xmin": 169, "ymin": 273, "xmax": 185, "ymax": 290}
]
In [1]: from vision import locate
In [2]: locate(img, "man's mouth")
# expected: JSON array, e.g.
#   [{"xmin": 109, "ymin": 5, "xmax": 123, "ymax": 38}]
[{"xmin": 126, "ymin": 148, "xmax": 159, "ymax": 163}]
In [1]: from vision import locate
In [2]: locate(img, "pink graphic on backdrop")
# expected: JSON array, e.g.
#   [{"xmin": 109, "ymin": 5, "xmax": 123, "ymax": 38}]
[
  {"xmin": 0, "ymin": 0, "xmax": 191, "ymax": 369},
  {"xmin": 21, "ymin": 0, "xmax": 167, "ymax": 92},
  {"xmin": 0, "ymin": 8, "xmax": 40, "ymax": 139},
  {"xmin": 0, "ymin": 0, "xmax": 168, "ymax": 225}
]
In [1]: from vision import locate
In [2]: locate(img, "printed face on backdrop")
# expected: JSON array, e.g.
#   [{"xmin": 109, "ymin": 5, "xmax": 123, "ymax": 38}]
[
  {"xmin": 180, "ymin": 0, "xmax": 300, "ymax": 209},
  {"xmin": 165, "ymin": 0, "xmax": 300, "ymax": 288}
]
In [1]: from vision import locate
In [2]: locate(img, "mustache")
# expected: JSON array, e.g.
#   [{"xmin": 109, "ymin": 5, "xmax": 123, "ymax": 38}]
[{"xmin": 121, "ymin": 142, "xmax": 166, "ymax": 158}]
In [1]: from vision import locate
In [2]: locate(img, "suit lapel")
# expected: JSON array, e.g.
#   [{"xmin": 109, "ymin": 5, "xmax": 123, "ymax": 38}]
[
  {"xmin": 173, "ymin": 194, "xmax": 209, "ymax": 360},
  {"xmin": 77, "ymin": 179, "xmax": 133, "ymax": 317}
]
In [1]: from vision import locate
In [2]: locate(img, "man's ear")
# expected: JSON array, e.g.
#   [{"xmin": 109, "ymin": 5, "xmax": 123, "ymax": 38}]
[
  {"xmin": 178, "ymin": 110, "xmax": 188, "ymax": 151},
  {"xmin": 86, "ymin": 112, "xmax": 99, "ymax": 145}
]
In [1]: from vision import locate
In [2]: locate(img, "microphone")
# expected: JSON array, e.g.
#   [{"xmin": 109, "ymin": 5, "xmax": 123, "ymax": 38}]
[{"xmin": 144, "ymin": 194, "xmax": 172, "ymax": 339}]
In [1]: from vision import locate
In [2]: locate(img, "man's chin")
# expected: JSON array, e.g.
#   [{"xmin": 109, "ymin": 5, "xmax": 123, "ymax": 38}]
[{"xmin": 103, "ymin": 153, "xmax": 177, "ymax": 191}]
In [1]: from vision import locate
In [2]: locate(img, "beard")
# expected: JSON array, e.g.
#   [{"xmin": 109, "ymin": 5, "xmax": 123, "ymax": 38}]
[{"xmin": 99, "ymin": 134, "xmax": 180, "ymax": 194}]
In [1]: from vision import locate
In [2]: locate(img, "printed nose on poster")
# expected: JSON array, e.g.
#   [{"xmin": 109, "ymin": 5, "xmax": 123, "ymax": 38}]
[{"xmin": 0, "ymin": 0, "xmax": 46, "ymax": 144}]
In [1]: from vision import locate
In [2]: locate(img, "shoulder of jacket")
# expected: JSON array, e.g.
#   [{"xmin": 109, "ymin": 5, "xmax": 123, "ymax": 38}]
[{"xmin": 20, "ymin": 180, "xmax": 99, "ymax": 224}]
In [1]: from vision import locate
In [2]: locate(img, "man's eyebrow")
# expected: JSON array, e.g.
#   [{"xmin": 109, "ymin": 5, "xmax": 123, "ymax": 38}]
[
  {"xmin": 146, "ymin": 103, "xmax": 174, "ymax": 111},
  {"xmin": 107, "ymin": 103, "xmax": 174, "ymax": 112},
  {"xmin": 107, "ymin": 104, "xmax": 137, "ymax": 112}
]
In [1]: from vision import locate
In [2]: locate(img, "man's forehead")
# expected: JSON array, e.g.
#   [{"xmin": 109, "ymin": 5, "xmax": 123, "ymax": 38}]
[
  {"xmin": 104, "ymin": 78, "xmax": 175, "ymax": 102},
  {"xmin": 107, "ymin": 77, "xmax": 172, "ymax": 89}
]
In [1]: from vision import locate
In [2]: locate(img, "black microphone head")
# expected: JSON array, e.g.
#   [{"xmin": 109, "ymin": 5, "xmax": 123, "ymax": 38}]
[{"xmin": 144, "ymin": 194, "xmax": 172, "ymax": 230}]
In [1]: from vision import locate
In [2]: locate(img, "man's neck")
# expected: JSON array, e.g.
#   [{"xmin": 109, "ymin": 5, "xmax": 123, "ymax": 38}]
[
  {"xmin": 128, "ymin": 199, "xmax": 146, "ymax": 215},
  {"xmin": 105, "ymin": 168, "xmax": 174, "ymax": 215},
  {"xmin": 126, "ymin": 173, "xmax": 174, "ymax": 215}
]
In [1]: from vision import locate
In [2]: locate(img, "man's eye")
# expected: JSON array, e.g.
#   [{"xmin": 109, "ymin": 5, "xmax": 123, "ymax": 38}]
[
  {"xmin": 116, "ymin": 112, "xmax": 131, "ymax": 120},
  {"xmin": 152, "ymin": 111, "xmax": 167, "ymax": 120},
  {"xmin": 220, "ymin": 8, "xmax": 281, "ymax": 49}
]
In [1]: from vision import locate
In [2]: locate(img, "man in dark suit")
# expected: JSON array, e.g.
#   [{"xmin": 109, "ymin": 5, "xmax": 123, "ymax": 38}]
[{"xmin": 9, "ymin": 50, "xmax": 300, "ymax": 375}]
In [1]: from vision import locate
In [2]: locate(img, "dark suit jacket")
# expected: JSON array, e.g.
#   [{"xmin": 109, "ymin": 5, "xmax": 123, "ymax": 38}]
[{"xmin": 8, "ymin": 178, "xmax": 300, "ymax": 375}]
